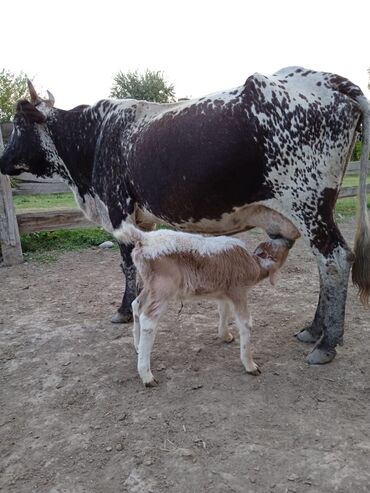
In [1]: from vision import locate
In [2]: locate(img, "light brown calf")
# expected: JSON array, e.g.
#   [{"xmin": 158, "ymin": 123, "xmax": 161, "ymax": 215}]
[{"xmin": 114, "ymin": 225, "xmax": 291, "ymax": 386}]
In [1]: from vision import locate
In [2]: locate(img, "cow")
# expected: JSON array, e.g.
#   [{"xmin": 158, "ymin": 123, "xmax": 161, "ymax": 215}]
[{"xmin": 0, "ymin": 67, "xmax": 369, "ymax": 366}]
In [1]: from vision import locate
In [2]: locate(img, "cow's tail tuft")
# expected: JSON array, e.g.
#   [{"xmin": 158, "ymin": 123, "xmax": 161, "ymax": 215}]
[
  {"xmin": 113, "ymin": 223, "xmax": 145, "ymax": 245},
  {"xmin": 352, "ymin": 95, "xmax": 370, "ymax": 305}
]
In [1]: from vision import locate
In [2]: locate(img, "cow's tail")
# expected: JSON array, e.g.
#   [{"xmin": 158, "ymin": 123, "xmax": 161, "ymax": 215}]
[
  {"xmin": 352, "ymin": 95, "xmax": 370, "ymax": 305},
  {"xmin": 113, "ymin": 223, "xmax": 146, "ymax": 245}
]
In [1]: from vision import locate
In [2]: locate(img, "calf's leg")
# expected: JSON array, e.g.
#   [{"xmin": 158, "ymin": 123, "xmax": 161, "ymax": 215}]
[
  {"xmin": 217, "ymin": 300, "xmax": 234, "ymax": 342},
  {"xmin": 231, "ymin": 297, "xmax": 260, "ymax": 375},
  {"xmin": 132, "ymin": 291, "xmax": 147, "ymax": 353},
  {"xmin": 137, "ymin": 298, "xmax": 168, "ymax": 387}
]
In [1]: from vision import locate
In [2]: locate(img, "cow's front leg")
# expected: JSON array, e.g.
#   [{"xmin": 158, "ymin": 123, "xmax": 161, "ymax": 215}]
[
  {"xmin": 305, "ymin": 242, "xmax": 353, "ymax": 364},
  {"xmin": 111, "ymin": 243, "xmax": 136, "ymax": 323},
  {"xmin": 294, "ymin": 219, "xmax": 354, "ymax": 364}
]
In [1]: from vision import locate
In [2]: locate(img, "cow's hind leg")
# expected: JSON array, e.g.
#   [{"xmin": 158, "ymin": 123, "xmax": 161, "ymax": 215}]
[
  {"xmin": 111, "ymin": 243, "xmax": 136, "ymax": 323},
  {"xmin": 299, "ymin": 224, "xmax": 354, "ymax": 364}
]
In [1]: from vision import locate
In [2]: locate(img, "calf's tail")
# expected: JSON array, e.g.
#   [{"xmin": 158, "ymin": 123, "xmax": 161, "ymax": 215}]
[
  {"xmin": 352, "ymin": 95, "xmax": 370, "ymax": 305},
  {"xmin": 113, "ymin": 223, "xmax": 145, "ymax": 245}
]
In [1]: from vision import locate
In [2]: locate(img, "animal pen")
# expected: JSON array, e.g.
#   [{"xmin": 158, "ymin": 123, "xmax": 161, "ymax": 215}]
[{"xmin": 0, "ymin": 122, "xmax": 369, "ymax": 266}]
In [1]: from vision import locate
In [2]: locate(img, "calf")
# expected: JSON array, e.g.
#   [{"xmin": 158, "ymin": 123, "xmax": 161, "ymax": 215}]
[{"xmin": 114, "ymin": 225, "xmax": 291, "ymax": 387}]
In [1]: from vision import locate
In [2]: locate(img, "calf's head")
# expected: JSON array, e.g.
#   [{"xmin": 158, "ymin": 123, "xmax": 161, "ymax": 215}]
[
  {"xmin": 0, "ymin": 81, "xmax": 55, "ymax": 177},
  {"xmin": 254, "ymin": 238, "xmax": 291, "ymax": 285}
]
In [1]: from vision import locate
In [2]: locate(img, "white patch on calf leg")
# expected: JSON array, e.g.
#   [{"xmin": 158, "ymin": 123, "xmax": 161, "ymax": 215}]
[
  {"xmin": 137, "ymin": 314, "xmax": 159, "ymax": 386},
  {"xmin": 217, "ymin": 300, "xmax": 234, "ymax": 342},
  {"xmin": 132, "ymin": 290, "xmax": 149, "ymax": 353},
  {"xmin": 137, "ymin": 302, "xmax": 168, "ymax": 387},
  {"xmin": 233, "ymin": 302, "xmax": 260, "ymax": 375},
  {"xmin": 131, "ymin": 297, "xmax": 141, "ymax": 353}
]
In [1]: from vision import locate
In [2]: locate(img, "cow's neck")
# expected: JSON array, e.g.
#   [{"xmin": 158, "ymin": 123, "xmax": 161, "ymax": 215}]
[{"xmin": 46, "ymin": 107, "xmax": 100, "ymax": 197}]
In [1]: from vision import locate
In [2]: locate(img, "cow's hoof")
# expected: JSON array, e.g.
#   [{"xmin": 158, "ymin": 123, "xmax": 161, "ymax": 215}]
[
  {"xmin": 111, "ymin": 311, "xmax": 133, "ymax": 324},
  {"xmin": 306, "ymin": 347, "xmax": 336, "ymax": 365},
  {"xmin": 295, "ymin": 328, "xmax": 321, "ymax": 343}
]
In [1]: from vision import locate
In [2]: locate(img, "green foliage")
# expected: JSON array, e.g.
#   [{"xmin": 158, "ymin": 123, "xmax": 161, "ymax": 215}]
[
  {"xmin": 0, "ymin": 69, "xmax": 28, "ymax": 123},
  {"xmin": 110, "ymin": 69, "xmax": 175, "ymax": 103}
]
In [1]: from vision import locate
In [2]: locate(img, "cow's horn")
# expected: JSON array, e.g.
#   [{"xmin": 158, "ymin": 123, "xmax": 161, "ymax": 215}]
[
  {"xmin": 46, "ymin": 90, "xmax": 55, "ymax": 107},
  {"xmin": 27, "ymin": 79, "xmax": 41, "ymax": 104}
]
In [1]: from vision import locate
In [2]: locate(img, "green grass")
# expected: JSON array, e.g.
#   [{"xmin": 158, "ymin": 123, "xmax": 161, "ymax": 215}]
[
  {"xmin": 13, "ymin": 193, "xmax": 113, "ymax": 262},
  {"xmin": 342, "ymin": 175, "xmax": 370, "ymax": 188},
  {"xmin": 13, "ymin": 193, "xmax": 116, "ymax": 262},
  {"xmin": 21, "ymin": 228, "xmax": 116, "ymax": 262},
  {"xmin": 335, "ymin": 196, "xmax": 370, "ymax": 218},
  {"xmin": 336, "ymin": 175, "xmax": 370, "ymax": 218},
  {"xmin": 13, "ymin": 192, "xmax": 76, "ymax": 212}
]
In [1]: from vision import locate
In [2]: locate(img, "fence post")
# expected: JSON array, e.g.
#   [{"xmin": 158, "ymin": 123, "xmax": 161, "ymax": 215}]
[{"xmin": 0, "ymin": 127, "xmax": 23, "ymax": 265}]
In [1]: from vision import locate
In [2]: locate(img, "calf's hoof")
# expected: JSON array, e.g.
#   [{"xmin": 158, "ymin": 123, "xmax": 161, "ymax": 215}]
[
  {"xmin": 295, "ymin": 328, "xmax": 321, "ymax": 343},
  {"xmin": 111, "ymin": 311, "xmax": 133, "ymax": 324},
  {"xmin": 144, "ymin": 378, "xmax": 159, "ymax": 388},
  {"xmin": 246, "ymin": 363, "xmax": 261, "ymax": 376},
  {"xmin": 223, "ymin": 333, "xmax": 235, "ymax": 343},
  {"xmin": 306, "ymin": 347, "xmax": 336, "ymax": 365}
]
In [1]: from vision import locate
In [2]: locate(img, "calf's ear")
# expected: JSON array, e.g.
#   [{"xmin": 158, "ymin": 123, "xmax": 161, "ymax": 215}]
[{"xmin": 16, "ymin": 100, "xmax": 46, "ymax": 124}]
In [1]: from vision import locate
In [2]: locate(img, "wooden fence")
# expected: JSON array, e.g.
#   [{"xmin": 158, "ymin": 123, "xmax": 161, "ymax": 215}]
[{"xmin": 0, "ymin": 122, "xmax": 369, "ymax": 266}]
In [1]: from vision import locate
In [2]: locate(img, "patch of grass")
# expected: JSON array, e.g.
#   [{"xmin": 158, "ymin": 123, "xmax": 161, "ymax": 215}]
[
  {"xmin": 335, "ymin": 195, "xmax": 370, "ymax": 219},
  {"xmin": 13, "ymin": 193, "xmax": 76, "ymax": 212},
  {"xmin": 21, "ymin": 228, "xmax": 116, "ymax": 263},
  {"xmin": 342, "ymin": 175, "xmax": 370, "ymax": 188},
  {"xmin": 24, "ymin": 251, "xmax": 60, "ymax": 264}
]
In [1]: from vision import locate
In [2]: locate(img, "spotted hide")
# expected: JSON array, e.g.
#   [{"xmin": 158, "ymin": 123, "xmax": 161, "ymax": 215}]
[{"xmin": 1, "ymin": 67, "xmax": 369, "ymax": 365}]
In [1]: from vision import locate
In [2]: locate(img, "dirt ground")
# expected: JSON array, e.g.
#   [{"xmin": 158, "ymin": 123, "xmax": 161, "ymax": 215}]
[{"xmin": 1, "ymin": 218, "xmax": 370, "ymax": 493}]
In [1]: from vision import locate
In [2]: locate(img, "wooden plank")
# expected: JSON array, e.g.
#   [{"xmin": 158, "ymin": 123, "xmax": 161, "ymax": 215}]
[
  {"xmin": 16, "ymin": 209, "xmax": 94, "ymax": 234},
  {"xmin": 0, "ymin": 122, "xmax": 13, "ymax": 141},
  {"xmin": 339, "ymin": 183, "xmax": 370, "ymax": 199},
  {"xmin": 346, "ymin": 161, "xmax": 361, "ymax": 173},
  {"xmin": 0, "ymin": 130, "xmax": 23, "ymax": 265},
  {"xmin": 12, "ymin": 174, "xmax": 70, "ymax": 195}
]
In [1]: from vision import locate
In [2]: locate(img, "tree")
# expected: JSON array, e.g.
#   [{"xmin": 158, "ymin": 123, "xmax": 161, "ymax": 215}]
[
  {"xmin": 110, "ymin": 69, "xmax": 175, "ymax": 103},
  {"xmin": 0, "ymin": 69, "xmax": 28, "ymax": 123}
]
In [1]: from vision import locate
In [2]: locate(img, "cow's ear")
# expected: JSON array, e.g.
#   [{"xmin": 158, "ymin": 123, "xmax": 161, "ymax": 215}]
[{"xmin": 16, "ymin": 100, "xmax": 46, "ymax": 124}]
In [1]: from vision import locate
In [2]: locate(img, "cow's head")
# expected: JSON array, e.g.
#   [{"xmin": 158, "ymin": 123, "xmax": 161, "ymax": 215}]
[{"xmin": 0, "ymin": 80, "xmax": 56, "ymax": 177}]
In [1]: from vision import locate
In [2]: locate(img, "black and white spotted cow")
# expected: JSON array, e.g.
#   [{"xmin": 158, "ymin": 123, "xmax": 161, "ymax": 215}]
[{"xmin": 1, "ymin": 67, "xmax": 369, "ymax": 366}]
